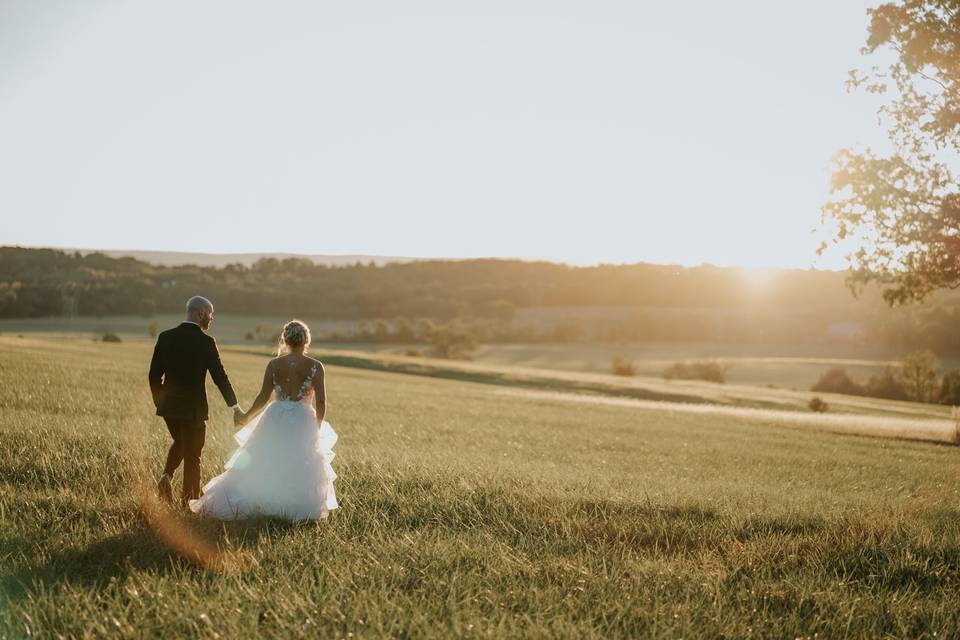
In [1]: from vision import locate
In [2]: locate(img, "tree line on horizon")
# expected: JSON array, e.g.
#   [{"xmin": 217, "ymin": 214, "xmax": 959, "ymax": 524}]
[{"xmin": 4, "ymin": 246, "xmax": 960, "ymax": 353}]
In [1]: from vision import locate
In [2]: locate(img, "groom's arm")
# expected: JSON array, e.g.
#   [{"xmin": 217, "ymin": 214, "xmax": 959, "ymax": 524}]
[
  {"xmin": 148, "ymin": 336, "xmax": 165, "ymax": 409},
  {"xmin": 206, "ymin": 336, "xmax": 239, "ymax": 408}
]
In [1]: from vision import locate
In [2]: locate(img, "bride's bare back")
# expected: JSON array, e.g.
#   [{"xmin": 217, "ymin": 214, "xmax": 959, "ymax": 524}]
[
  {"xmin": 239, "ymin": 352, "xmax": 326, "ymax": 426},
  {"xmin": 271, "ymin": 353, "xmax": 323, "ymax": 400}
]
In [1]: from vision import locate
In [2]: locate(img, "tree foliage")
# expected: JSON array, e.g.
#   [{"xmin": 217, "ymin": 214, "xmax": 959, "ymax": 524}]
[
  {"xmin": 822, "ymin": 1, "xmax": 960, "ymax": 304},
  {"xmin": 0, "ymin": 246, "xmax": 890, "ymax": 322},
  {"xmin": 864, "ymin": 366, "xmax": 909, "ymax": 400},
  {"xmin": 662, "ymin": 361, "xmax": 728, "ymax": 384},
  {"xmin": 811, "ymin": 368, "xmax": 865, "ymax": 396},
  {"xmin": 938, "ymin": 367, "xmax": 960, "ymax": 403},
  {"xmin": 10, "ymin": 247, "xmax": 960, "ymax": 351},
  {"xmin": 898, "ymin": 348, "xmax": 941, "ymax": 401},
  {"xmin": 424, "ymin": 320, "xmax": 478, "ymax": 360}
]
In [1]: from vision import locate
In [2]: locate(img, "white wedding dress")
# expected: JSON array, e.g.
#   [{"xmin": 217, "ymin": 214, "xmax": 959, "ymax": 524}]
[{"xmin": 189, "ymin": 362, "xmax": 338, "ymax": 521}]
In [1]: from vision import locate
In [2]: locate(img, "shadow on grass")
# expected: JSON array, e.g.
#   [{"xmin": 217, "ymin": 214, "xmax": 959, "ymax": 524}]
[
  {"xmin": 321, "ymin": 353, "xmax": 721, "ymax": 405},
  {"xmin": 233, "ymin": 348, "xmax": 730, "ymax": 407},
  {"xmin": 0, "ymin": 508, "xmax": 308, "ymax": 603}
]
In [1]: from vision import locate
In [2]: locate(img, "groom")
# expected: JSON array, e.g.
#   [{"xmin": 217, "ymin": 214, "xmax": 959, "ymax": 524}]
[{"xmin": 148, "ymin": 296, "xmax": 243, "ymax": 506}]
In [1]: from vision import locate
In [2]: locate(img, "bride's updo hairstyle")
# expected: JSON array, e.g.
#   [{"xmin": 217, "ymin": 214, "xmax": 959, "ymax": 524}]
[{"xmin": 277, "ymin": 319, "xmax": 311, "ymax": 356}]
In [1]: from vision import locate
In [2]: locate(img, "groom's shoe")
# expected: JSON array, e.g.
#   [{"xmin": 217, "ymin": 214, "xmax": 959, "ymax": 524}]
[{"xmin": 157, "ymin": 474, "xmax": 174, "ymax": 504}]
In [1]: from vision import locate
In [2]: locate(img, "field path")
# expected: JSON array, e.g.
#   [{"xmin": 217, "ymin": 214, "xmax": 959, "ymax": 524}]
[
  {"xmin": 496, "ymin": 387, "xmax": 960, "ymax": 444},
  {"xmin": 310, "ymin": 348, "xmax": 952, "ymax": 419}
]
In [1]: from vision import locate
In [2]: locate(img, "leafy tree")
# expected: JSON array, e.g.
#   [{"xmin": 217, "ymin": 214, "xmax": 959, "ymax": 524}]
[
  {"xmin": 811, "ymin": 368, "xmax": 865, "ymax": 396},
  {"xmin": 822, "ymin": 1, "xmax": 960, "ymax": 304},
  {"xmin": 663, "ymin": 361, "xmax": 728, "ymax": 384},
  {"xmin": 898, "ymin": 349, "xmax": 940, "ymax": 402},
  {"xmin": 864, "ymin": 366, "xmax": 909, "ymax": 400},
  {"xmin": 373, "ymin": 319, "xmax": 391, "ymax": 342},
  {"xmin": 938, "ymin": 368, "xmax": 960, "ymax": 404},
  {"xmin": 425, "ymin": 320, "xmax": 478, "ymax": 360},
  {"xmin": 392, "ymin": 317, "xmax": 416, "ymax": 342}
]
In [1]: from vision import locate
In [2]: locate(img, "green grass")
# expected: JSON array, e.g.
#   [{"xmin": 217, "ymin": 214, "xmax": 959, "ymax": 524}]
[
  {"xmin": 294, "ymin": 347, "xmax": 954, "ymax": 424},
  {"xmin": 2, "ymin": 336, "xmax": 960, "ymax": 638},
  {"xmin": 1, "ymin": 314, "xmax": 944, "ymax": 390},
  {"xmin": 321, "ymin": 341, "xmax": 960, "ymax": 391}
]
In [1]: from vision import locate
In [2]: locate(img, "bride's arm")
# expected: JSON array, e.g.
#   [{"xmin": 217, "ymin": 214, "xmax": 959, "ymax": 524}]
[
  {"xmin": 238, "ymin": 360, "xmax": 275, "ymax": 426},
  {"xmin": 313, "ymin": 363, "xmax": 326, "ymax": 423}
]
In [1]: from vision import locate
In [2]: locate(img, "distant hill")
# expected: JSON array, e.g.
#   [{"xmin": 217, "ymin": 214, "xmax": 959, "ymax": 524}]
[
  {"xmin": 58, "ymin": 248, "xmax": 416, "ymax": 268},
  {"xmin": 5, "ymin": 245, "xmax": 960, "ymax": 354}
]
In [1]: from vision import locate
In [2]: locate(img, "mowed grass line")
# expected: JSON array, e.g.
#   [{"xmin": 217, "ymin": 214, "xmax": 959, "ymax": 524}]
[
  {"xmin": 494, "ymin": 388, "xmax": 960, "ymax": 444},
  {"xmin": 1, "ymin": 313, "xmax": 943, "ymax": 395},
  {"xmin": 2, "ymin": 336, "xmax": 960, "ymax": 637},
  {"xmin": 299, "ymin": 347, "xmax": 953, "ymax": 420}
]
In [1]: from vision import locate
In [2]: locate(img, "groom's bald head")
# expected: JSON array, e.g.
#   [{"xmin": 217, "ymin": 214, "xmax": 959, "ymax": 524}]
[{"xmin": 185, "ymin": 296, "xmax": 214, "ymax": 330}]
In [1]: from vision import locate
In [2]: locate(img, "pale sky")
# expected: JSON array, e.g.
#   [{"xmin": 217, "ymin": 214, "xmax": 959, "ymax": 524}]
[{"xmin": 0, "ymin": 1, "xmax": 893, "ymax": 268}]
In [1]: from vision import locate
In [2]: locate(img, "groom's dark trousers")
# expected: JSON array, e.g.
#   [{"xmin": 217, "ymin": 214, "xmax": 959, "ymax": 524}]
[
  {"xmin": 162, "ymin": 418, "xmax": 207, "ymax": 501},
  {"xmin": 149, "ymin": 322, "xmax": 238, "ymax": 503}
]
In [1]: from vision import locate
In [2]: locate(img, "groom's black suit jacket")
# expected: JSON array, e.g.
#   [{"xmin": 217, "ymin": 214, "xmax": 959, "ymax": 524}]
[{"xmin": 148, "ymin": 322, "xmax": 238, "ymax": 422}]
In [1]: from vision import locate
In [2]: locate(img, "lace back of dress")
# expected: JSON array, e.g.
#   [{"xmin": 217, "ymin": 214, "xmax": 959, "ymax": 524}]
[{"xmin": 273, "ymin": 362, "xmax": 320, "ymax": 402}]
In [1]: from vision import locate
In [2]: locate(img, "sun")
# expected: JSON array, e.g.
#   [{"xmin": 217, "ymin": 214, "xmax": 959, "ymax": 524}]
[{"xmin": 738, "ymin": 266, "xmax": 779, "ymax": 291}]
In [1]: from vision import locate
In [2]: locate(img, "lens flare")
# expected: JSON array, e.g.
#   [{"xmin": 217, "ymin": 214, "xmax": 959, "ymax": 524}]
[{"xmin": 122, "ymin": 368, "xmax": 253, "ymax": 573}]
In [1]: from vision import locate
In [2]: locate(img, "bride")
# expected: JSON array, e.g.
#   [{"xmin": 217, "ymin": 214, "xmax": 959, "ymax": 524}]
[{"xmin": 189, "ymin": 320, "xmax": 338, "ymax": 520}]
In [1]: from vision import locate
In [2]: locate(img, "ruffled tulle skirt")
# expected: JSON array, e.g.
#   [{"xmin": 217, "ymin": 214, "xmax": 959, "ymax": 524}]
[{"xmin": 189, "ymin": 400, "xmax": 338, "ymax": 521}]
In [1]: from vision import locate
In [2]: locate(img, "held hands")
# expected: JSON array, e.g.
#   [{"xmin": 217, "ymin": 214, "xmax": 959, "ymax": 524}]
[{"xmin": 233, "ymin": 406, "xmax": 246, "ymax": 428}]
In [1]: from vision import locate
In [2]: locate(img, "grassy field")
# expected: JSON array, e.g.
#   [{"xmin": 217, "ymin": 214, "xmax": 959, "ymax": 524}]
[
  {"xmin": 466, "ymin": 343, "xmax": 902, "ymax": 390},
  {"xmin": 298, "ymin": 348, "xmax": 955, "ymax": 425},
  {"xmin": 320, "ymin": 342, "xmax": 906, "ymax": 391},
  {"xmin": 3, "ymin": 336, "xmax": 960, "ymax": 637},
  {"xmin": 0, "ymin": 314, "xmax": 934, "ymax": 391}
]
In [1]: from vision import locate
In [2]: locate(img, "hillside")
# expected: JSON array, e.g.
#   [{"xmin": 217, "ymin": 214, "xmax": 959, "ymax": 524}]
[{"xmin": 3, "ymin": 246, "xmax": 960, "ymax": 354}]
